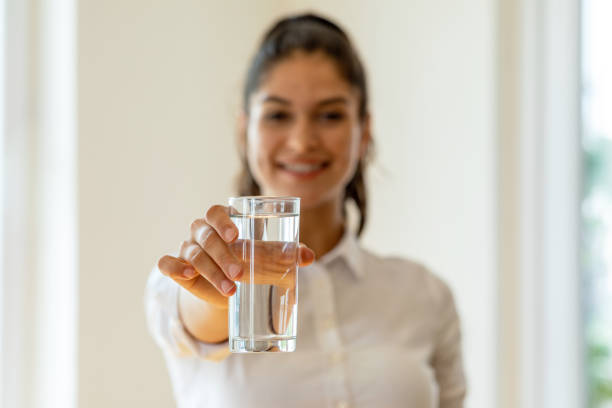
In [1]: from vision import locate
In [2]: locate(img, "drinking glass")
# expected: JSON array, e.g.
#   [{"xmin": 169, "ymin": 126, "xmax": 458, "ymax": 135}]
[{"xmin": 227, "ymin": 196, "xmax": 300, "ymax": 353}]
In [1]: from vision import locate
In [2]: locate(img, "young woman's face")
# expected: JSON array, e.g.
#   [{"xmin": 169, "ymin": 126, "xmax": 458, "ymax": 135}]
[{"xmin": 244, "ymin": 50, "xmax": 370, "ymax": 210}]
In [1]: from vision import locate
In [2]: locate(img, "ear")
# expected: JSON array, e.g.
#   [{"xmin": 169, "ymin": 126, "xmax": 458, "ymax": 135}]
[
  {"xmin": 358, "ymin": 112, "xmax": 372, "ymax": 160},
  {"xmin": 236, "ymin": 110, "xmax": 248, "ymax": 158}
]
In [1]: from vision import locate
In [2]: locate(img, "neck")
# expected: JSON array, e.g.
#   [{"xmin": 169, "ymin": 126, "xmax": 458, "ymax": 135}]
[{"xmin": 299, "ymin": 198, "xmax": 345, "ymax": 260}]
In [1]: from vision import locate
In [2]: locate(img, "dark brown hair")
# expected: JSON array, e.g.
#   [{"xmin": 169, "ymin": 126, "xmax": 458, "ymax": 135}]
[{"xmin": 237, "ymin": 13, "xmax": 371, "ymax": 236}]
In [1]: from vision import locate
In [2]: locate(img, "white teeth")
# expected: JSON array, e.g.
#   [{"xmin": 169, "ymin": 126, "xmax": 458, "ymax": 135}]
[{"xmin": 282, "ymin": 163, "xmax": 325, "ymax": 173}]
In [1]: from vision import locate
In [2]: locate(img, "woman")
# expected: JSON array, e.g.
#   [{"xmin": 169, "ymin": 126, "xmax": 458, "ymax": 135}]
[{"xmin": 145, "ymin": 13, "xmax": 466, "ymax": 408}]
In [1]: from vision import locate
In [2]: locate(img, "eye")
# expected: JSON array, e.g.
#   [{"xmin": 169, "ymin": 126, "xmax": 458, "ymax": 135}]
[
  {"xmin": 265, "ymin": 111, "xmax": 291, "ymax": 122},
  {"xmin": 319, "ymin": 111, "xmax": 345, "ymax": 122}
]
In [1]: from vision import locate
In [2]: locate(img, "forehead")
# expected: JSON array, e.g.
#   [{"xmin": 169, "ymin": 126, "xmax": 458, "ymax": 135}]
[{"xmin": 252, "ymin": 50, "xmax": 356, "ymax": 105}]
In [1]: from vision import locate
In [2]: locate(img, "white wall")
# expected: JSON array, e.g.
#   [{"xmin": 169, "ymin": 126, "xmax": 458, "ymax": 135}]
[{"xmin": 78, "ymin": 1, "xmax": 496, "ymax": 407}]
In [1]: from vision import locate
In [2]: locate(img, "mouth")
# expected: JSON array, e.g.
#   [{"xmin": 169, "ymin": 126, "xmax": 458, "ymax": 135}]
[{"xmin": 275, "ymin": 161, "xmax": 331, "ymax": 179}]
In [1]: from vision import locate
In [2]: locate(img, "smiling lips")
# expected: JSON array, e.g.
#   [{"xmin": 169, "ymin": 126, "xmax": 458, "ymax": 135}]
[{"xmin": 276, "ymin": 161, "xmax": 330, "ymax": 179}]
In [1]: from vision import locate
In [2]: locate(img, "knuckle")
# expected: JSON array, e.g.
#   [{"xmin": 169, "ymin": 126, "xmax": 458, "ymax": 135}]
[
  {"xmin": 191, "ymin": 246, "xmax": 209, "ymax": 266},
  {"xmin": 189, "ymin": 218, "xmax": 206, "ymax": 237},
  {"xmin": 198, "ymin": 227, "xmax": 216, "ymax": 251},
  {"xmin": 180, "ymin": 241, "xmax": 200, "ymax": 262},
  {"xmin": 178, "ymin": 240, "xmax": 191, "ymax": 254},
  {"xmin": 205, "ymin": 205, "xmax": 222, "ymax": 221}
]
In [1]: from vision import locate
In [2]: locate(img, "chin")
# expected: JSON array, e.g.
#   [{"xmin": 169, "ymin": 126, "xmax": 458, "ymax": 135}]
[{"xmin": 295, "ymin": 196, "xmax": 323, "ymax": 210}]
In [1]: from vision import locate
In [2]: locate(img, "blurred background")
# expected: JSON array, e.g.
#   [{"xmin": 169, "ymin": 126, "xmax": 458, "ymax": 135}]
[{"xmin": 1, "ymin": 0, "xmax": 610, "ymax": 407}]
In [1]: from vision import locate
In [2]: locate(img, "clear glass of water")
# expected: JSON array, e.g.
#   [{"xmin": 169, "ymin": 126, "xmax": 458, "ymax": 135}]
[{"xmin": 227, "ymin": 196, "xmax": 300, "ymax": 353}]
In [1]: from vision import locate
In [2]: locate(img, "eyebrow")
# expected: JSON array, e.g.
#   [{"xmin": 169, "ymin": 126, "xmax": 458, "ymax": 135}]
[{"xmin": 262, "ymin": 95, "xmax": 349, "ymax": 106}]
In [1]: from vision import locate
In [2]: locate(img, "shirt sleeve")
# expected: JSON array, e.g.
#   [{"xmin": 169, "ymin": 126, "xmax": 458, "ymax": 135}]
[
  {"xmin": 430, "ymin": 276, "xmax": 467, "ymax": 408},
  {"xmin": 144, "ymin": 265, "xmax": 231, "ymax": 362}
]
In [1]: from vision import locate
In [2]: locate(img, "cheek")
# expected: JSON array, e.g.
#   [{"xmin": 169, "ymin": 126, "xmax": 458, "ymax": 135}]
[
  {"xmin": 329, "ymin": 129, "xmax": 362, "ymax": 169},
  {"xmin": 246, "ymin": 128, "xmax": 277, "ymax": 177}
]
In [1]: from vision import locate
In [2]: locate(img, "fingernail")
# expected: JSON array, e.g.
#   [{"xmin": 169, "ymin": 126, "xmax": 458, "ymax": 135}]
[
  {"xmin": 224, "ymin": 228, "xmax": 236, "ymax": 241},
  {"xmin": 228, "ymin": 264, "xmax": 241, "ymax": 279},
  {"xmin": 300, "ymin": 248, "xmax": 314, "ymax": 263},
  {"xmin": 221, "ymin": 280, "xmax": 234, "ymax": 294},
  {"xmin": 183, "ymin": 268, "xmax": 198, "ymax": 278},
  {"xmin": 305, "ymin": 249, "xmax": 314, "ymax": 261}
]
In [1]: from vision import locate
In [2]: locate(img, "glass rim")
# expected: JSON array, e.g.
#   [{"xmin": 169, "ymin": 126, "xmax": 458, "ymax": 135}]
[{"xmin": 228, "ymin": 195, "xmax": 300, "ymax": 203}]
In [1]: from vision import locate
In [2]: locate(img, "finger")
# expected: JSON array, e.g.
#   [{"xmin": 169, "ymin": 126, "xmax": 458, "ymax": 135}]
[
  {"xmin": 203, "ymin": 205, "xmax": 238, "ymax": 243},
  {"xmin": 158, "ymin": 254, "xmax": 231, "ymax": 308},
  {"xmin": 228, "ymin": 239, "xmax": 298, "ymax": 288},
  {"xmin": 158, "ymin": 254, "xmax": 199, "ymax": 280},
  {"xmin": 229, "ymin": 239, "xmax": 299, "ymax": 267},
  {"xmin": 298, "ymin": 245, "xmax": 315, "ymax": 266},
  {"xmin": 179, "ymin": 240, "xmax": 236, "ymax": 296},
  {"xmin": 189, "ymin": 221, "xmax": 243, "ymax": 281},
  {"xmin": 180, "ymin": 275, "xmax": 230, "ymax": 309}
]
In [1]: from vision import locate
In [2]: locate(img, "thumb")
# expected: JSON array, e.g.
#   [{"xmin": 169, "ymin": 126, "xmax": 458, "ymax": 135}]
[{"xmin": 298, "ymin": 244, "xmax": 315, "ymax": 266}]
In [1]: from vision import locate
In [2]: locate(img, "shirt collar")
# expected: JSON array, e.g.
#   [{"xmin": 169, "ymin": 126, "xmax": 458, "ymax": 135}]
[{"xmin": 314, "ymin": 227, "xmax": 365, "ymax": 279}]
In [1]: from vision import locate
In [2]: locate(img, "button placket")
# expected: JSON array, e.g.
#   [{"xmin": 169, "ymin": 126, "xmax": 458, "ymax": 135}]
[{"xmin": 309, "ymin": 264, "xmax": 351, "ymax": 407}]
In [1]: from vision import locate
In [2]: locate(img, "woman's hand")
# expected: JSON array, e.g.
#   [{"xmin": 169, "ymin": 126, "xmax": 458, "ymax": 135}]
[{"xmin": 157, "ymin": 205, "xmax": 315, "ymax": 309}]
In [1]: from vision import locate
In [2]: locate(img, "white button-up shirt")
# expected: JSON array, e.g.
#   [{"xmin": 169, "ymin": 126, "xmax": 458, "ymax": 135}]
[{"xmin": 145, "ymin": 230, "xmax": 466, "ymax": 407}]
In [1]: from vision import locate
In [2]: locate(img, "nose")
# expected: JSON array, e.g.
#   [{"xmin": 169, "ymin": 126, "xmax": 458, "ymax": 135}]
[{"xmin": 285, "ymin": 116, "xmax": 318, "ymax": 152}]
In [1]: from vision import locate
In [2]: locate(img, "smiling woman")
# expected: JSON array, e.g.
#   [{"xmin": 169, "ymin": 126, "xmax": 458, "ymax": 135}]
[
  {"xmin": 240, "ymin": 49, "xmax": 370, "ymax": 215},
  {"xmin": 145, "ymin": 12, "xmax": 466, "ymax": 408}
]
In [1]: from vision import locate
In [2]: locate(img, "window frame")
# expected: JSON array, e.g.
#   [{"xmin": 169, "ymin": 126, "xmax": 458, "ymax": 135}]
[{"xmin": 498, "ymin": 0, "xmax": 583, "ymax": 407}]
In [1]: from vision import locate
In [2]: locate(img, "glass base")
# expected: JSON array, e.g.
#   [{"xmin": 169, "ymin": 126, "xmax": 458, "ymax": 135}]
[{"xmin": 229, "ymin": 336, "xmax": 296, "ymax": 353}]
